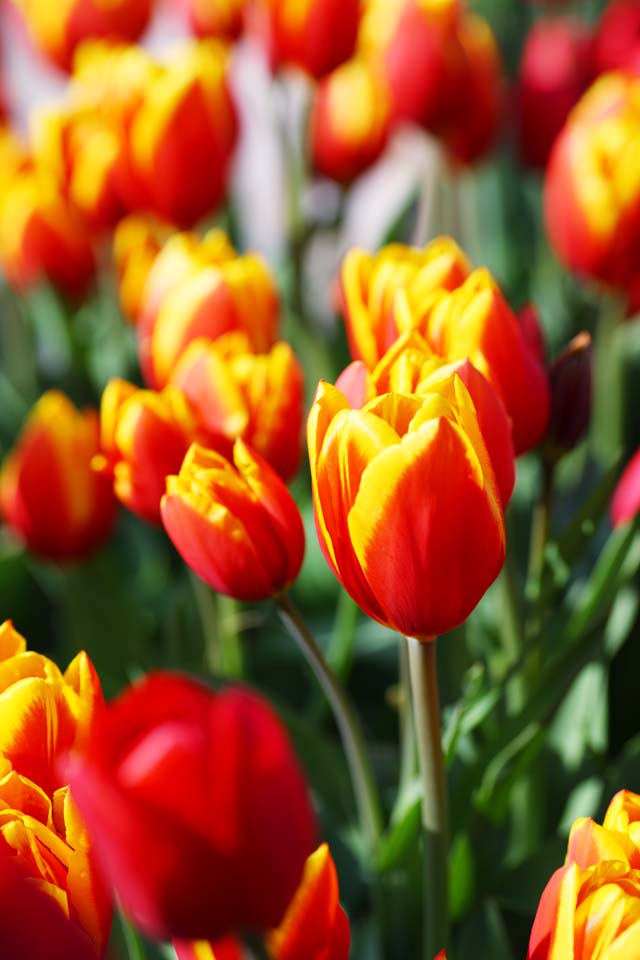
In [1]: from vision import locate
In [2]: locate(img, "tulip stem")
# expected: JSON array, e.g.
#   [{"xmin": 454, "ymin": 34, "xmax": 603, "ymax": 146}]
[
  {"xmin": 407, "ymin": 637, "xmax": 449, "ymax": 960},
  {"xmin": 277, "ymin": 593, "xmax": 383, "ymax": 856}
]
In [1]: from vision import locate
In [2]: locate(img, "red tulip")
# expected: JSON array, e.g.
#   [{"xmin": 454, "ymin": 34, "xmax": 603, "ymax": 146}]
[
  {"xmin": 66, "ymin": 673, "xmax": 315, "ymax": 941},
  {"xmin": 611, "ymin": 448, "xmax": 640, "ymax": 526},
  {"xmin": 593, "ymin": 0, "xmax": 640, "ymax": 76}
]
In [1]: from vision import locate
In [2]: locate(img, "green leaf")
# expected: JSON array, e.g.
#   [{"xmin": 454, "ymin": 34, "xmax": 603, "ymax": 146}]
[{"xmin": 376, "ymin": 785, "xmax": 421, "ymax": 874}]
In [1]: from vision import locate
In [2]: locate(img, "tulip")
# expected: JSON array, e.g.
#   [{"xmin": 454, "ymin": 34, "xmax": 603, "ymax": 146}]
[
  {"xmin": 174, "ymin": 938, "xmax": 243, "ymax": 960},
  {"xmin": 170, "ymin": 335, "xmax": 304, "ymax": 482},
  {"xmin": 96, "ymin": 379, "xmax": 196, "ymax": 523},
  {"xmin": 137, "ymin": 229, "xmax": 280, "ymax": 388},
  {"xmin": 337, "ymin": 330, "xmax": 515, "ymax": 506},
  {"xmin": 611, "ymin": 448, "xmax": 640, "ymax": 527},
  {"xmin": 252, "ymin": 0, "xmax": 360, "ymax": 79},
  {"xmin": 544, "ymin": 72, "xmax": 640, "ymax": 304},
  {"xmin": 112, "ymin": 215, "xmax": 170, "ymax": 324},
  {"xmin": 528, "ymin": 789, "xmax": 640, "ymax": 960},
  {"xmin": 128, "ymin": 41, "xmax": 238, "ymax": 227},
  {"xmin": 12, "ymin": 0, "xmax": 153, "ymax": 72},
  {"xmin": 66, "ymin": 672, "xmax": 315, "ymax": 941},
  {"xmin": 0, "ymin": 166, "xmax": 95, "ymax": 298},
  {"xmin": 340, "ymin": 239, "xmax": 550, "ymax": 454},
  {"xmin": 516, "ymin": 17, "xmax": 593, "ymax": 170},
  {"xmin": 188, "ymin": 0, "xmax": 246, "ymax": 41},
  {"xmin": 359, "ymin": 0, "xmax": 462, "ymax": 128},
  {"xmin": 267, "ymin": 843, "xmax": 350, "ymax": 960},
  {"xmin": 308, "ymin": 370, "xmax": 506, "ymax": 639},
  {"xmin": 162, "ymin": 441, "xmax": 305, "ymax": 601},
  {"xmin": 309, "ymin": 58, "xmax": 392, "ymax": 184},
  {"xmin": 593, "ymin": 1, "xmax": 640, "ymax": 76},
  {"xmin": 0, "ymin": 620, "xmax": 110, "ymax": 956},
  {"xmin": 544, "ymin": 332, "xmax": 592, "ymax": 461},
  {"xmin": 0, "ymin": 392, "xmax": 116, "ymax": 562}
]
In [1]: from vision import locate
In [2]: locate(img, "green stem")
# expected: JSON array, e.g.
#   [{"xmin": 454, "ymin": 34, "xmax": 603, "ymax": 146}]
[
  {"xmin": 277, "ymin": 593, "xmax": 383, "ymax": 857},
  {"xmin": 593, "ymin": 293, "xmax": 626, "ymax": 465},
  {"xmin": 527, "ymin": 459, "xmax": 555, "ymax": 604},
  {"xmin": 407, "ymin": 637, "xmax": 448, "ymax": 960},
  {"xmin": 327, "ymin": 589, "xmax": 359, "ymax": 682},
  {"xmin": 398, "ymin": 636, "xmax": 417, "ymax": 799},
  {"xmin": 119, "ymin": 912, "xmax": 146, "ymax": 960},
  {"xmin": 190, "ymin": 572, "xmax": 244, "ymax": 678}
]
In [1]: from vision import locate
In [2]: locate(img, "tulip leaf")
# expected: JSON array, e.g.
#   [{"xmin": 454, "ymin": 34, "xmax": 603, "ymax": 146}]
[
  {"xmin": 456, "ymin": 899, "xmax": 515, "ymax": 960},
  {"xmin": 376, "ymin": 785, "xmax": 422, "ymax": 874}
]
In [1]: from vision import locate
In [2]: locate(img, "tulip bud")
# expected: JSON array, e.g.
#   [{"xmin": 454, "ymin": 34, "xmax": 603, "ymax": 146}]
[
  {"xmin": 0, "ymin": 167, "xmax": 95, "ymax": 298},
  {"xmin": 611, "ymin": 448, "xmax": 640, "ymax": 527},
  {"xmin": 593, "ymin": 1, "xmax": 640, "ymax": 76},
  {"xmin": 544, "ymin": 72, "xmax": 640, "ymax": 304},
  {"xmin": 310, "ymin": 58, "xmax": 391, "ymax": 184},
  {"xmin": 544, "ymin": 332, "xmax": 592, "ymax": 461},
  {"xmin": 188, "ymin": 0, "xmax": 245, "ymax": 41},
  {"xmin": 0, "ymin": 392, "xmax": 116, "ymax": 562},
  {"xmin": 252, "ymin": 0, "xmax": 360, "ymax": 79},
  {"xmin": 171, "ymin": 335, "xmax": 304, "ymax": 482},
  {"xmin": 516, "ymin": 17, "xmax": 593, "ymax": 170},
  {"xmin": 96, "ymin": 379, "xmax": 196, "ymax": 523},
  {"xmin": 12, "ymin": 0, "xmax": 153, "ymax": 72},
  {"xmin": 66, "ymin": 672, "xmax": 316, "ymax": 941},
  {"xmin": 137, "ymin": 229, "xmax": 280, "ymax": 388},
  {"xmin": 308, "ymin": 371, "xmax": 506, "ymax": 639},
  {"xmin": 0, "ymin": 622, "xmax": 110, "ymax": 956},
  {"xmin": 129, "ymin": 41, "xmax": 238, "ymax": 227},
  {"xmin": 162, "ymin": 441, "xmax": 305, "ymax": 601}
]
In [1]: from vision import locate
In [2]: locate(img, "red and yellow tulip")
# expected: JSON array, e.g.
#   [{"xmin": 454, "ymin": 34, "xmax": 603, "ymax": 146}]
[
  {"xmin": 0, "ymin": 392, "xmax": 116, "ymax": 561},
  {"xmin": 0, "ymin": 620, "xmax": 110, "ymax": 956},
  {"xmin": 162, "ymin": 440, "xmax": 305, "ymax": 601},
  {"xmin": 309, "ymin": 58, "xmax": 392, "ymax": 184},
  {"xmin": 308, "ymin": 367, "xmax": 506, "ymax": 639},
  {"xmin": 188, "ymin": 0, "xmax": 246, "ymax": 41},
  {"xmin": 66, "ymin": 672, "xmax": 315, "ymax": 941},
  {"xmin": 136, "ymin": 228, "xmax": 279, "ymax": 388},
  {"xmin": 112, "ymin": 215, "xmax": 170, "ymax": 324}
]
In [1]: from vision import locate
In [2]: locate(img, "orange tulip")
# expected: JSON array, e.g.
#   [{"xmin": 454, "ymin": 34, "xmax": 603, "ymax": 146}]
[
  {"xmin": 529, "ymin": 790, "xmax": 640, "ymax": 959},
  {"xmin": 96, "ymin": 379, "xmax": 196, "ymax": 523},
  {"xmin": 340, "ymin": 239, "xmax": 550, "ymax": 454},
  {"xmin": 309, "ymin": 58, "xmax": 392, "ymax": 184},
  {"xmin": 12, "ymin": 0, "xmax": 153, "ymax": 72},
  {"xmin": 137, "ymin": 228, "xmax": 280, "ymax": 388},
  {"xmin": 252, "ymin": 0, "xmax": 360, "ymax": 79},
  {"xmin": 128, "ymin": 41, "xmax": 238, "ymax": 227},
  {"xmin": 0, "ymin": 392, "xmax": 116, "ymax": 562},
  {"xmin": 544, "ymin": 72, "xmax": 640, "ymax": 305},
  {"xmin": 161, "ymin": 441, "xmax": 305, "ymax": 601},
  {"xmin": 0, "ymin": 620, "xmax": 110, "ymax": 956},
  {"xmin": 307, "ymin": 369, "xmax": 506, "ymax": 639},
  {"xmin": 188, "ymin": 0, "xmax": 246, "ymax": 41},
  {"xmin": 170, "ymin": 334, "xmax": 304, "ymax": 482},
  {"xmin": 0, "ymin": 165, "xmax": 95, "ymax": 298},
  {"xmin": 336, "ymin": 330, "xmax": 515, "ymax": 506}
]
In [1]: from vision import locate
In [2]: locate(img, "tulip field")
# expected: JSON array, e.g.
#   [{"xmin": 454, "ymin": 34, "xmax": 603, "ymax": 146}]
[{"xmin": 1, "ymin": 0, "xmax": 640, "ymax": 958}]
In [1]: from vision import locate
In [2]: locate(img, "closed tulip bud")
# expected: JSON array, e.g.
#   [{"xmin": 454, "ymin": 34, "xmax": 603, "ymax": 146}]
[
  {"xmin": 310, "ymin": 58, "xmax": 392, "ymax": 184},
  {"xmin": 611, "ymin": 448, "xmax": 640, "ymax": 527},
  {"xmin": 252, "ymin": 0, "xmax": 360, "ymax": 79},
  {"xmin": 66, "ymin": 672, "xmax": 315, "ymax": 941},
  {"xmin": 544, "ymin": 332, "xmax": 592, "ymax": 461},
  {"xmin": 516, "ymin": 17, "xmax": 593, "ymax": 170},
  {"xmin": 113, "ymin": 215, "xmax": 170, "ymax": 324},
  {"xmin": 171, "ymin": 335, "xmax": 304, "ymax": 482},
  {"xmin": 0, "ymin": 392, "xmax": 116, "ymax": 562},
  {"xmin": 162, "ymin": 441, "xmax": 305, "ymax": 601},
  {"xmin": 188, "ymin": 0, "xmax": 246, "ymax": 41},
  {"xmin": 544, "ymin": 72, "xmax": 640, "ymax": 302},
  {"xmin": 0, "ymin": 621, "xmax": 110, "ymax": 956},
  {"xmin": 96, "ymin": 379, "xmax": 196, "ymax": 523},
  {"xmin": 12, "ymin": 0, "xmax": 153, "ymax": 72},
  {"xmin": 0, "ymin": 167, "xmax": 95, "ymax": 298},
  {"xmin": 308, "ymin": 371, "xmax": 506, "ymax": 639},
  {"xmin": 359, "ymin": 0, "xmax": 462, "ymax": 127},
  {"xmin": 528, "ymin": 789, "xmax": 640, "ymax": 960},
  {"xmin": 593, "ymin": 1, "xmax": 640, "ymax": 76},
  {"xmin": 129, "ymin": 41, "xmax": 238, "ymax": 227},
  {"xmin": 138, "ymin": 229, "xmax": 280, "ymax": 387},
  {"xmin": 340, "ymin": 237, "xmax": 471, "ymax": 369}
]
